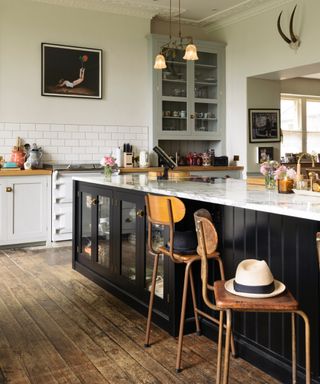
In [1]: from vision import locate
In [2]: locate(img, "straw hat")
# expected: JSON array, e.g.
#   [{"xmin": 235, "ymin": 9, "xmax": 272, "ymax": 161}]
[{"xmin": 225, "ymin": 259, "xmax": 286, "ymax": 298}]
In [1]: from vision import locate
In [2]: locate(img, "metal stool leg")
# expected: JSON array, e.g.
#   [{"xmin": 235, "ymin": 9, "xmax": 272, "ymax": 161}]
[
  {"xmin": 291, "ymin": 313, "xmax": 297, "ymax": 384},
  {"xmin": 216, "ymin": 310, "xmax": 224, "ymax": 384},
  {"xmin": 144, "ymin": 253, "xmax": 159, "ymax": 347},
  {"xmin": 222, "ymin": 309, "xmax": 232, "ymax": 384},
  {"xmin": 296, "ymin": 310, "xmax": 311, "ymax": 384},
  {"xmin": 176, "ymin": 262, "xmax": 191, "ymax": 373},
  {"xmin": 189, "ymin": 264, "xmax": 201, "ymax": 335}
]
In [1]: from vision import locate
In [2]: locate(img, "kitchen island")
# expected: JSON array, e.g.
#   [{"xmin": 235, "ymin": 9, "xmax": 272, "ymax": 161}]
[{"xmin": 72, "ymin": 175, "xmax": 320, "ymax": 383}]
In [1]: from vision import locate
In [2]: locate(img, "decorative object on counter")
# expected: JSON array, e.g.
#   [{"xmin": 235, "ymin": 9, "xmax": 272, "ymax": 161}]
[
  {"xmin": 260, "ymin": 160, "xmax": 279, "ymax": 190},
  {"xmin": 0, "ymin": 156, "xmax": 4, "ymax": 168},
  {"xmin": 42, "ymin": 43, "xmax": 102, "ymax": 99},
  {"xmin": 10, "ymin": 137, "xmax": 25, "ymax": 169},
  {"xmin": 249, "ymin": 109, "xmax": 281, "ymax": 143},
  {"xmin": 139, "ymin": 151, "xmax": 149, "ymax": 168},
  {"xmin": 201, "ymin": 152, "xmax": 211, "ymax": 166},
  {"xmin": 24, "ymin": 143, "xmax": 43, "ymax": 169},
  {"xmin": 2, "ymin": 162, "xmax": 20, "ymax": 171},
  {"xmin": 213, "ymin": 156, "xmax": 228, "ymax": 166},
  {"xmin": 153, "ymin": 0, "xmax": 198, "ymax": 70},
  {"xmin": 100, "ymin": 155, "xmax": 116, "ymax": 178},
  {"xmin": 274, "ymin": 165, "xmax": 296, "ymax": 194}
]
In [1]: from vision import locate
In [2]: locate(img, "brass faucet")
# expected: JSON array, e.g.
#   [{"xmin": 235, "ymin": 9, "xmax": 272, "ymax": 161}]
[{"xmin": 297, "ymin": 152, "xmax": 316, "ymax": 167}]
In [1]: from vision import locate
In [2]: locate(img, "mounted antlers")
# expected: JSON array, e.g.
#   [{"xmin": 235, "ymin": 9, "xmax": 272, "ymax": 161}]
[{"xmin": 277, "ymin": 5, "xmax": 300, "ymax": 49}]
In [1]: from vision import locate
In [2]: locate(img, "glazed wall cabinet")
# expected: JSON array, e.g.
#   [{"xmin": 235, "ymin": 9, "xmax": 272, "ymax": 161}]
[
  {"xmin": 151, "ymin": 34, "xmax": 226, "ymax": 142},
  {"xmin": 0, "ymin": 175, "xmax": 51, "ymax": 246}
]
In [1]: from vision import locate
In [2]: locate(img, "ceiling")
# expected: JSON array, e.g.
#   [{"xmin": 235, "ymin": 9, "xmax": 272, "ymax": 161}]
[{"xmin": 30, "ymin": 0, "xmax": 292, "ymax": 28}]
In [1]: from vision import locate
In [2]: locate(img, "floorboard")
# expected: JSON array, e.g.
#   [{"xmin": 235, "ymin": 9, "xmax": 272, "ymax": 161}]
[{"xmin": 0, "ymin": 247, "xmax": 279, "ymax": 384}]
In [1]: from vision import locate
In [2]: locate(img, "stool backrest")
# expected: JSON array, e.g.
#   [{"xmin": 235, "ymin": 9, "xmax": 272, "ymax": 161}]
[
  {"xmin": 194, "ymin": 209, "xmax": 219, "ymax": 307},
  {"xmin": 317, "ymin": 232, "xmax": 320, "ymax": 271},
  {"xmin": 145, "ymin": 194, "xmax": 186, "ymax": 261},
  {"xmin": 145, "ymin": 194, "xmax": 185, "ymax": 225}
]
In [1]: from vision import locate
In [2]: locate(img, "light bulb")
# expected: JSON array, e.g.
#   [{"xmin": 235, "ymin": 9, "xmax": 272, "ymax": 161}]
[
  {"xmin": 183, "ymin": 44, "xmax": 199, "ymax": 61},
  {"xmin": 154, "ymin": 54, "xmax": 167, "ymax": 69}
]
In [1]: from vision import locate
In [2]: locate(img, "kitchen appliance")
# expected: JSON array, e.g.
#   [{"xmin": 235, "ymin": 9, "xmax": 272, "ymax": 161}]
[{"xmin": 44, "ymin": 163, "xmax": 103, "ymax": 241}]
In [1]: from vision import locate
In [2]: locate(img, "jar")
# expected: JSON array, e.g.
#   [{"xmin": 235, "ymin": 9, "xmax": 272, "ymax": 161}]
[{"xmin": 11, "ymin": 148, "xmax": 25, "ymax": 168}]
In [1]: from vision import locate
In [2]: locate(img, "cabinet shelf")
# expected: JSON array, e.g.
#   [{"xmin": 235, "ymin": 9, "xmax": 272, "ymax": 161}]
[
  {"xmin": 195, "ymin": 81, "xmax": 217, "ymax": 86},
  {"xmin": 195, "ymin": 63, "xmax": 217, "ymax": 68},
  {"xmin": 163, "ymin": 116, "xmax": 187, "ymax": 119},
  {"xmin": 166, "ymin": 60, "xmax": 186, "ymax": 66},
  {"xmin": 163, "ymin": 79, "xmax": 186, "ymax": 83},
  {"xmin": 195, "ymin": 118, "xmax": 217, "ymax": 121}
]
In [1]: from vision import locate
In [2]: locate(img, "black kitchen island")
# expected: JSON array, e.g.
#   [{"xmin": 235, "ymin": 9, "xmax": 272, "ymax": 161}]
[{"xmin": 72, "ymin": 175, "xmax": 320, "ymax": 383}]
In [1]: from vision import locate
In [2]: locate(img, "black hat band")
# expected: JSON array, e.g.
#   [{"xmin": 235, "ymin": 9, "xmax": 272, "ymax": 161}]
[{"xmin": 233, "ymin": 280, "xmax": 275, "ymax": 294}]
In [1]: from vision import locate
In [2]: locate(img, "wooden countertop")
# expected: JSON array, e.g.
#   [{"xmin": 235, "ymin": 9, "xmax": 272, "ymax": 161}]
[
  {"xmin": 0, "ymin": 169, "xmax": 52, "ymax": 176},
  {"xmin": 120, "ymin": 166, "xmax": 243, "ymax": 173}
]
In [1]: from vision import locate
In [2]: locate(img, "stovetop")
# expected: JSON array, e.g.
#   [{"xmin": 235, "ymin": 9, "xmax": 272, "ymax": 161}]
[
  {"xmin": 43, "ymin": 163, "xmax": 103, "ymax": 171},
  {"xmin": 189, "ymin": 176, "xmax": 226, "ymax": 184}
]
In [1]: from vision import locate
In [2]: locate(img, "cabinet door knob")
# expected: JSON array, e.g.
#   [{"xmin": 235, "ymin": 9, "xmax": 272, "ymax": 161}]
[
  {"xmin": 6, "ymin": 187, "xmax": 13, "ymax": 192},
  {"xmin": 136, "ymin": 209, "xmax": 145, "ymax": 218},
  {"xmin": 89, "ymin": 198, "xmax": 97, "ymax": 206}
]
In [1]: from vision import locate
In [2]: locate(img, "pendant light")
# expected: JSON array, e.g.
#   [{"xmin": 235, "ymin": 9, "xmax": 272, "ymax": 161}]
[{"xmin": 153, "ymin": 0, "xmax": 198, "ymax": 69}]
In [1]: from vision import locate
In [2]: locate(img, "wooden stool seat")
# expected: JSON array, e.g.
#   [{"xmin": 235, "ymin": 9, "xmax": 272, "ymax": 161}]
[
  {"xmin": 158, "ymin": 246, "xmax": 220, "ymax": 263},
  {"xmin": 214, "ymin": 281, "xmax": 299, "ymax": 311}
]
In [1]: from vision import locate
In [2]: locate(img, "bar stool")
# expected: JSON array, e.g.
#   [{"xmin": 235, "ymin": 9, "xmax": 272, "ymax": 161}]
[
  {"xmin": 144, "ymin": 195, "xmax": 231, "ymax": 373},
  {"xmin": 194, "ymin": 210, "xmax": 311, "ymax": 384}
]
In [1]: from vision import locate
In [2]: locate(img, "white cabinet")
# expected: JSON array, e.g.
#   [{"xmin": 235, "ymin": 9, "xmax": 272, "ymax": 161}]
[
  {"xmin": 0, "ymin": 176, "xmax": 51, "ymax": 246},
  {"xmin": 151, "ymin": 35, "xmax": 226, "ymax": 141}
]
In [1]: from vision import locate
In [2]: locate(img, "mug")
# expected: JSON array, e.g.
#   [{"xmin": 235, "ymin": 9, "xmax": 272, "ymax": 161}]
[{"xmin": 180, "ymin": 110, "xmax": 186, "ymax": 118}]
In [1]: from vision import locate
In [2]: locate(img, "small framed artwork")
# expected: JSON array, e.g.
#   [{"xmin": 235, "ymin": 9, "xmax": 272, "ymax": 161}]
[
  {"xmin": 41, "ymin": 43, "xmax": 102, "ymax": 99},
  {"xmin": 257, "ymin": 146, "xmax": 274, "ymax": 163},
  {"xmin": 248, "ymin": 109, "xmax": 281, "ymax": 143}
]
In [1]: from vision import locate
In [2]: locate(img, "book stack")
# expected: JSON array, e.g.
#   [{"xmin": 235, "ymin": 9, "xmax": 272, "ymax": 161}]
[{"xmin": 1, "ymin": 162, "xmax": 21, "ymax": 171}]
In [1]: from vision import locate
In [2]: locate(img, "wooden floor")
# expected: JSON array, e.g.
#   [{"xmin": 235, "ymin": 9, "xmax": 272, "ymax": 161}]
[{"xmin": 0, "ymin": 246, "xmax": 280, "ymax": 384}]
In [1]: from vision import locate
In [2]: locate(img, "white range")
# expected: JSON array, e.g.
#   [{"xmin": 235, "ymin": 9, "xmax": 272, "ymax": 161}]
[{"xmin": 44, "ymin": 164, "xmax": 103, "ymax": 241}]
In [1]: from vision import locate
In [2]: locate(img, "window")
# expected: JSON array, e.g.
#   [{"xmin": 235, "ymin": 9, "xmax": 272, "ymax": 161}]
[{"xmin": 280, "ymin": 95, "xmax": 320, "ymax": 157}]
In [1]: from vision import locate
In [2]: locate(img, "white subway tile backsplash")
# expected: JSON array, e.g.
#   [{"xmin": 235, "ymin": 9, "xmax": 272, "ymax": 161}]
[{"xmin": 0, "ymin": 122, "xmax": 149, "ymax": 164}]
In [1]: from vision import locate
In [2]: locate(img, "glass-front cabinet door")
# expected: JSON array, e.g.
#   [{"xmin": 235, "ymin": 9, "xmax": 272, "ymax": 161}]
[
  {"xmin": 113, "ymin": 191, "xmax": 145, "ymax": 291},
  {"xmin": 76, "ymin": 184, "xmax": 113, "ymax": 276}
]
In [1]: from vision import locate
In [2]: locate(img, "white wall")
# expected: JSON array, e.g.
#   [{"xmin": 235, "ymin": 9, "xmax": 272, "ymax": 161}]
[
  {"xmin": 208, "ymin": 0, "xmax": 320, "ymax": 173},
  {"xmin": 0, "ymin": 0, "xmax": 151, "ymax": 163},
  {"xmin": 281, "ymin": 77, "xmax": 320, "ymax": 96},
  {"xmin": 247, "ymin": 78, "xmax": 281, "ymax": 173}
]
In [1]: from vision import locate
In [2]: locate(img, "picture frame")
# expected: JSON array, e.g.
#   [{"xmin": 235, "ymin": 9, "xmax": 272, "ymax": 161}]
[
  {"xmin": 41, "ymin": 43, "xmax": 102, "ymax": 99},
  {"xmin": 257, "ymin": 146, "xmax": 274, "ymax": 163},
  {"xmin": 248, "ymin": 109, "xmax": 281, "ymax": 143}
]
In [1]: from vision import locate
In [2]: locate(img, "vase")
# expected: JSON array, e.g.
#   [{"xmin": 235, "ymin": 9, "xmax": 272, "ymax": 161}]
[
  {"xmin": 264, "ymin": 172, "xmax": 276, "ymax": 190},
  {"xmin": 104, "ymin": 166, "xmax": 112, "ymax": 178}
]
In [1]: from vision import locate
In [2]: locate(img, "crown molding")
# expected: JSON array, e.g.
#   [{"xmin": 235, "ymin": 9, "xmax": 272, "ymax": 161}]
[
  {"xmin": 203, "ymin": 0, "xmax": 294, "ymax": 32},
  {"xmin": 29, "ymin": 0, "xmax": 170, "ymax": 19}
]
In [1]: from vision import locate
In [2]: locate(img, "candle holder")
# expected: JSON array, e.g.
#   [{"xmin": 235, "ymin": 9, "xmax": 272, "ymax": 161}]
[{"xmin": 278, "ymin": 178, "xmax": 294, "ymax": 194}]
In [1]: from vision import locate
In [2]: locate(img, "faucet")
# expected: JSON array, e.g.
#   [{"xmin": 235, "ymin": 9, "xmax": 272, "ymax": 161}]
[
  {"xmin": 297, "ymin": 152, "xmax": 316, "ymax": 168},
  {"xmin": 296, "ymin": 152, "xmax": 316, "ymax": 181}
]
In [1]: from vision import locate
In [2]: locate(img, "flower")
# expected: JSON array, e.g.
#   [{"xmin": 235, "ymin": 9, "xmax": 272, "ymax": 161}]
[
  {"xmin": 260, "ymin": 160, "xmax": 279, "ymax": 176},
  {"xmin": 100, "ymin": 155, "xmax": 116, "ymax": 167},
  {"xmin": 274, "ymin": 165, "xmax": 296, "ymax": 180}
]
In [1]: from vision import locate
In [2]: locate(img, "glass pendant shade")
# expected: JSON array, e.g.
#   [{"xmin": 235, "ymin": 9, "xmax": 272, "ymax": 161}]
[
  {"xmin": 183, "ymin": 44, "xmax": 199, "ymax": 61},
  {"xmin": 154, "ymin": 54, "xmax": 167, "ymax": 69}
]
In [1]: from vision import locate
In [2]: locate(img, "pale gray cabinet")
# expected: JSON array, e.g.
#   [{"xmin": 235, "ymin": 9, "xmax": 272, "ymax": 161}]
[
  {"xmin": 0, "ymin": 176, "xmax": 51, "ymax": 246},
  {"xmin": 151, "ymin": 35, "xmax": 226, "ymax": 142}
]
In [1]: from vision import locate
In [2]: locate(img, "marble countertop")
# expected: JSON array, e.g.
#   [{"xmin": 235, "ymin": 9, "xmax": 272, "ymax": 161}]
[{"xmin": 73, "ymin": 175, "xmax": 320, "ymax": 221}]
